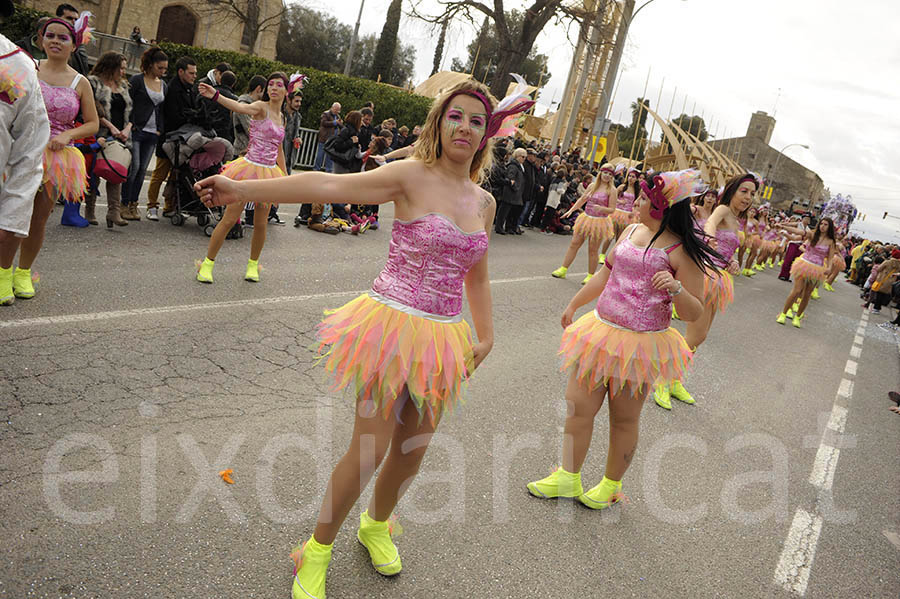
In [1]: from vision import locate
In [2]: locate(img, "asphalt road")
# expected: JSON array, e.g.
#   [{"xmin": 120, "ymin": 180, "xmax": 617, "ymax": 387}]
[{"xmin": 1, "ymin": 201, "xmax": 898, "ymax": 598}]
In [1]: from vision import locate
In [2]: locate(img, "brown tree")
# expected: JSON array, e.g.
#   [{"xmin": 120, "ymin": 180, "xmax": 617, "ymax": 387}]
[{"xmin": 198, "ymin": 0, "xmax": 285, "ymax": 53}]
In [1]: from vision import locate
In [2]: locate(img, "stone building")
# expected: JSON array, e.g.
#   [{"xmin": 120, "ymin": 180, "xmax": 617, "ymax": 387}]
[
  {"xmin": 708, "ymin": 111, "xmax": 824, "ymax": 211},
  {"xmin": 24, "ymin": 0, "xmax": 280, "ymax": 60}
]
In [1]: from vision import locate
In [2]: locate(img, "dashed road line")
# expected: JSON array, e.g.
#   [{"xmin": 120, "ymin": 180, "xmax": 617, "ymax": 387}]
[{"xmin": 774, "ymin": 509, "xmax": 824, "ymax": 596}]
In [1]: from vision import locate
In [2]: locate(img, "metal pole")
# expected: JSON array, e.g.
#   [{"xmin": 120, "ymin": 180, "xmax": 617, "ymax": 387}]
[
  {"xmin": 592, "ymin": 0, "xmax": 635, "ymax": 135},
  {"xmin": 627, "ymin": 66, "xmax": 650, "ymax": 163},
  {"xmin": 344, "ymin": 0, "xmax": 366, "ymax": 76},
  {"xmin": 550, "ymin": 16, "xmax": 590, "ymax": 150}
]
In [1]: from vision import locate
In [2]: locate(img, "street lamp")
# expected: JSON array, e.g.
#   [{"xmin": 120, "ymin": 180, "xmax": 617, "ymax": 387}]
[{"xmin": 769, "ymin": 143, "xmax": 808, "ymax": 206}]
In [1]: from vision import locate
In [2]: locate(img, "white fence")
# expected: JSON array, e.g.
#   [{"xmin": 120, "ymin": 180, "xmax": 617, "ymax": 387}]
[{"xmin": 293, "ymin": 127, "xmax": 319, "ymax": 170}]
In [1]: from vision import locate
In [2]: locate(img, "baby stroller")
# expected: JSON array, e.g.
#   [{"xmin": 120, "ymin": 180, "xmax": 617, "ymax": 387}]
[{"xmin": 162, "ymin": 126, "xmax": 241, "ymax": 238}]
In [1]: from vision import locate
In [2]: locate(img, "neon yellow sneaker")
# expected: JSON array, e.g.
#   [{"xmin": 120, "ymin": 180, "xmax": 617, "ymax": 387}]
[
  {"xmin": 551, "ymin": 266, "xmax": 568, "ymax": 279},
  {"xmin": 654, "ymin": 384, "xmax": 672, "ymax": 410},
  {"xmin": 582, "ymin": 273, "xmax": 593, "ymax": 285},
  {"xmin": 291, "ymin": 535, "xmax": 332, "ymax": 599},
  {"xmin": 824, "ymin": 282, "xmax": 835, "ymax": 292},
  {"xmin": 578, "ymin": 476, "xmax": 624, "ymax": 510},
  {"xmin": 742, "ymin": 268, "xmax": 755, "ymax": 277},
  {"xmin": 792, "ymin": 315, "xmax": 802, "ymax": 328},
  {"xmin": 598, "ymin": 253, "xmax": 606, "ymax": 265},
  {"xmin": 670, "ymin": 380, "xmax": 695, "ymax": 404},
  {"xmin": 672, "ymin": 305, "xmax": 680, "ymax": 320},
  {"xmin": 776, "ymin": 312, "xmax": 787, "ymax": 324},
  {"xmin": 357, "ymin": 510, "xmax": 402, "ymax": 576},
  {"xmin": 754, "ymin": 263, "xmax": 765, "ymax": 272},
  {"xmin": 527, "ymin": 467, "xmax": 584, "ymax": 499},
  {"xmin": 786, "ymin": 308, "xmax": 793, "ymax": 318},
  {"xmin": 0, "ymin": 266, "xmax": 14, "ymax": 305},
  {"xmin": 245, "ymin": 258, "xmax": 260, "ymax": 282},
  {"xmin": 778, "ymin": 260, "xmax": 784, "ymax": 266},
  {"xmin": 12, "ymin": 267, "xmax": 34, "ymax": 298},
  {"xmin": 197, "ymin": 257, "xmax": 214, "ymax": 283},
  {"xmin": 811, "ymin": 287, "xmax": 820, "ymax": 300},
  {"xmin": 792, "ymin": 301, "xmax": 800, "ymax": 311}
]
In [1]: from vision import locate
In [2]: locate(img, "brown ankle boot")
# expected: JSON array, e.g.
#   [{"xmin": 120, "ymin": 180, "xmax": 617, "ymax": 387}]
[
  {"xmin": 122, "ymin": 202, "xmax": 139, "ymax": 221},
  {"xmin": 84, "ymin": 193, "xmax": 99, "ymax": 225},
  {"xmin": 107, "ymin": 195, "xmax": 129, "ymax": 228}
]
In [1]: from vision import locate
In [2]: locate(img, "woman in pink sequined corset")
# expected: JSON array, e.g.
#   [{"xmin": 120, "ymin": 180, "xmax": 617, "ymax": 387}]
[
  {"xmin": 550, "ymin": 164, "xmax": 618, "ymax": 284},
  {"xmin": 527, "ymin": 169, "xmax": 722, "ymax": 511},
  {"xmin": 195, "ymin": 79, "xmax": 534, "ymax": 599},
  {"xmin": 654, "ymin": 173, "xmax": 752, "ymax": 410},
  {"xmin": 612, "ymin": 167, "xmax": 639, "ymax": 234},
  {"xmin": 195, "ymin": 72, "xmax": 288, "ymax": 284},
  {"xmin": 777, "ymin": 217, "xmax": 839, "ymax": 327},
  {"xmin": 7, "ymin": 16, "xmax": 98, "ymax": 301}
]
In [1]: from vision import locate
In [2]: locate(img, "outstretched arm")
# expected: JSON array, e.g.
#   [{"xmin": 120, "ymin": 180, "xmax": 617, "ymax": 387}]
[
  {"xmin": 196, "ymin": 158, "xmax": 414, "ymax": 208},
  {"xmin": 198, "ymin": 83, "xmax": 265, "ymax": 117},
  {"xmin": 563, "ymin": 191, "xmax": 590, "ymax": 218}
]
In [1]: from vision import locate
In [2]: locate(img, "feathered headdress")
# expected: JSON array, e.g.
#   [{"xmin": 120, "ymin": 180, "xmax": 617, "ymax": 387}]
[
  {"xmin": 42, "ymin": 11, "xmax": 92, "ymax": 47},
  {"xmin": 640, "ymin": 168, "xmax": 707, "ymax": 219},
  {"xmin": 288, "ymin": 72, "xmax": 308, "ymax": 93},
  {"xmin": 443, "ymin": 73, "xmax": 535, "ymax": 150}
]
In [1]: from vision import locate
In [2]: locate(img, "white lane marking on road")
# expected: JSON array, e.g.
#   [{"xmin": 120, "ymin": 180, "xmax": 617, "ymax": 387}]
[
  {"xmin": 853, "ymin": 335, "xmax": 864, "ymax": 345},
  {"xmin": 837, "ymin": 379, "xmax": 853, "ymax": 399},
  {"xmin": 774, "ymin": 508, "xmax": 824, "ymax": 596},
  {"xmin": 884, "ymin": 530, "xmax": 900, "ymax": 552},
  {"xmin": 0, "ymin": 275, "xmax": 559, "ymax": 329},
  {"xmin": 809, "ymin": 444, "xmax": 840, "ymax": 490},
  {"xmin": 843, "ymin": 360, "xmax": 857, "ymax": 375},
  {"xmin": 826, "ymin": 405, "xmax": 848, "ymax": 433},
  {"xmin": 849, "ymin": 345, "xmax": 861, "ymax": 358},
  {"xmin": 855, "ymin": 326, "xmax": 866, "ymax": 336},
  {"xmin": 860, "ymin": 311, "xmax": 869, "ymax": 320}
]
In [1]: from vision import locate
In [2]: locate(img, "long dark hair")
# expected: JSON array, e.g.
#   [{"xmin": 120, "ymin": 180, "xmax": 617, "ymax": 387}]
[
  {"xmin": 718, "ymin": 174, "xmax": 758, "ymax": 220},
  {"xmin": 810, "ymin": 217, "xmax": 836, "ymax": 247},
  {"xmin": 262, "ymin": 71, "xmax": 288, "ymax": 105},
  {"xmin": 90, "ymin": 51, "xmax": 126, "ymax": 81},
  {"xmin": 140, "ymin": 47, "xmax": 167, "ymax": 74},
  {"xmin": 645, "ymin": 199, "xmax": 724, "ymax": 273}
]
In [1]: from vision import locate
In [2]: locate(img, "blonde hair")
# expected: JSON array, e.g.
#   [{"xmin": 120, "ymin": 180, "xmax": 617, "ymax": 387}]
[
  {"xmin": 584, "ymin": 169, "xmax": 617, "ymax": 198},
  {"xmin": 412, "ymin": 79, "xmax": 497, "ymax": 184},
  {"xmin": 512, "ymin": 148, "xmax": 527, "ymax": 158}
]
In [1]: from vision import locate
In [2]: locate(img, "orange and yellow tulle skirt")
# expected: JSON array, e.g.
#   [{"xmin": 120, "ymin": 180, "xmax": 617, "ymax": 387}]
[
  {"xmin": 738, "ymin": 230, "xmax": 746, "ymax": 247},
  {"xmin": 703, "ymin": 269, "xmax": 734, "ymax": 313},
  {"xmin": 220, "ymin": 156, "xmax": 284, "ymax": 209},
  {"xmin": 573, "ymin": 213, "xmax": 615, "ymax": 243},
  {"xmin": 791, "ymin": 256, "xmax": 827, "ymax": 284},
  {"xmin": 559, "ymin": 311, "xmax": 692, "ymax": 395},
  {"xmin": 317, "ymin": 293, "xmax": 474, "ymax": 422},
  {"xmin": 42, "ymin": 145, "xmax": 87, "ymax": 202},
  {"xmin": 609, "ymin": 209, "xmax": 634, "ymax": 228}
]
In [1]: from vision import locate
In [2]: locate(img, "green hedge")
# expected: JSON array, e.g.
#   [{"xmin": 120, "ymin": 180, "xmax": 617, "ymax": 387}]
[
  {"xmin": 157, "ymin": 42, "xmax": 432, "ymax": 131},
  {"xmin": 1, "ymin": 6, "xmax": 51, "ymax": 44}
]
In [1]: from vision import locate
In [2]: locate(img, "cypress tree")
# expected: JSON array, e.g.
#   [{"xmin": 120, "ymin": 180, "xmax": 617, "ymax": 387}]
[
  {"xmin": 431, "ymin": 17, "xmax": 449, "ymax": 76},
  {"xmin": 370, "ymin": 0, "xmax": 402, "ymax": 83}
]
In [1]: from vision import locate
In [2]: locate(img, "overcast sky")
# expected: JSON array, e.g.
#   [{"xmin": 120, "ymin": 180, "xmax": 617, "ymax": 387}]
[{"xmin": 300, "ymin": 0, "xmax": 900, "ymax": 242}]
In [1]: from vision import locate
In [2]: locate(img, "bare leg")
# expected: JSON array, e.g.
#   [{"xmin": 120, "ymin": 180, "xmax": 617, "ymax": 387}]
[
  {"xmin": 605, "ymin": 386, "xmax": 646, "ymax": 481},
  {"xmin": 17, "ymin": 187, "xmax": 54, "ymax": 270},
  {"xmin": 599, "ymin": 236, "xmax": 613, "ymax": 257},
  {"xmin": 797, "ymin": 281, "xmax": 815, "ymax": 315},
  {"xmin": 368, "ymin": 396, "xmax": 441, "ymax": 521},
  {"xmin": 782, "ymin": 277, "xmax": 805, "ymax": 314},
  {"xmin": 313, "ymin": 398, "xmax": 395, "ymax": 545},
  {"xmin": 560, "ymin": 233, "xmax": 586, "ymax": 268},
  {"xmin": 0, "ymin": 230, "xmax": 21, "ymax": 269},
  {"xmin": 250, "ymin": 202, "xmax": 268, "ymax": 261},
  {"xmin": 204, "ymin": 202, "xmax": 243, "ymax": 261},
  {"xmin": 587, "ymin": 236, "xmax": 601, "ymax": 275},
  {"xmin": 561, "ymin": 369, "xmax": 607, "ymax": 473}
]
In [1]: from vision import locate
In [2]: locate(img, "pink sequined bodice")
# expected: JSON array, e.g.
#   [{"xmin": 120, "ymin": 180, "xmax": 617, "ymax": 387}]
[
  {"xmin": 245, "ymin": 117, "xmax": 284, "ymax": 166},
  {"xmin": 371, "ymin": 213, "xmax": 488, "ymax": 317},
  {"xmin": 39, "ymin": 79, "xmax": 79, "ymax": 140},
  {"xmin": 763, "ymin": 228, "xmax": 778, "ymax": 241},
  {"xmin": 585, "ymin": 191, "xmax": 610, "ymax": 217},
  {"xmin": 713, "ymin": 229, "xmax": 740, "ymax": 267},
  {"xmin": 595, "ymin": 228, "xmax": 678, "ymax": 332},
  {"xmin": 801, "ymin": 242, "xmax": 830, "ymax": 266},
  {"xmin": 617, "ymin": 191, "xmax": 635, "ymax": 212}
]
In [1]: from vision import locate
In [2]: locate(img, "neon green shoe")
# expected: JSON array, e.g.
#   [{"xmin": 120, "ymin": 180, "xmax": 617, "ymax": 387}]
[
  {"xmin": 670, "ymin": 380, "xmax": 695, "ymax": 404},
  {"xmin": 776, "ymin": 312, "xmax": 787, "ymax": 325},
  {"xmin": 824, "ymin": 282, "xmax": 835, "ymax": 292},
  {"xmin": 12, "ymin": 267, "xmax": 34, "ymax": 298},
  {"xmin": 754, "ymin": 263, "xmax": 765, "ymax": 272},
  {"xmin": 792, "ymin": 315, "xmax": 802, "ymax": 328},
  {"xmin": 672, "ymin": 305, "xmax": 680, "ymax": 320},
  {"xmin": 551, "ymin": 266, "xmax": 568, "ymax": 279},
  {"xmin": 197, "ymin": 257, "xmax": 214, "ymax": 283},
  {"xmin": 778, "ymin": 260, "xmax": 784, "ymax": 266},
  {"xmin": 582, "ymin": 273, "xmax": 593, "ymax": 285},
  {"xmin": 245, "ymin": 258, "xmax": 260, "ymax": 282},
  {"xmin": 527, "ymin": 466, "xmax": 584, "ymax": 499},
  {"xmin": 654, "ymin": 384, "xmax": 672, "ymax": 410},
  {"xmin": 291, "ymin": 535, "xmax": 332, "ymax": 599},
  {"xmin": 766, "ymin": 259, "xmax": 774, "ymax": 268},
  {"xmin": 785, "ymin": 308, "xmax": 793, "ymax": 318},
  {"xmin": 811, "ymin": 287, "xmax": 820, "ymax": 300},
  {"xmin": 578, "ymin": 476, "xmax": 624, "ymax": 510},
  {"xmin": 598, "ymin": 253, "xmax": 606, "ymax": 265},
  {"xmin": 0, "ymin": 266, "xmax": 14, "ymax": 305},
  {"xmin": 742, "ymin": 268, "xmax": 755, "ymax": 277},
  {"xmin": 792, "ymin": 301, "xmax": 800, "ymax": 311},
  {"xmin": 357, "ymin": 510, "xmax": 402, "ymax": 576}
]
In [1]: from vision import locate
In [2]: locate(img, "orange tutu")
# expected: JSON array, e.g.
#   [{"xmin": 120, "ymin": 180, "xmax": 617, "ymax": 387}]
[
  {"xmin": 573, "ymin": 213, "xmax": 614, "ymax": 243},
  {"xmin": 791, "ymin": 256, "xmax": 827, "ymax": 284},
  {"xmin": 703, "ymin": 270, "xmax": 734, "ymax": 313},
  {"xmin": 221, "ymin": 156, "xmax": 284, "ymax": 209},
  {"xmin": 317, "ymin": 293, "xmax": 474, "ymax": 422},
  {"xmin": 609, "ymin": 209, "xmax": 633, "ymax": 228},
  {"xmin": 42, "ymin": 146, "xmax": 87, "ymax": 202},
  {"xmin": 559, "ymin": 311, "xmax": 693, "ymax": 394}
]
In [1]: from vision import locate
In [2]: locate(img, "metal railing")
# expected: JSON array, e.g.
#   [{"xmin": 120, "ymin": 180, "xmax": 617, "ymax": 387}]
[
  {"xmin": 82, "ymin": 31, "xmax": 149, "ymax": 75},
  {"xmin": 293, "ymin": 127, "xmax": 319, "ymax": 170}
]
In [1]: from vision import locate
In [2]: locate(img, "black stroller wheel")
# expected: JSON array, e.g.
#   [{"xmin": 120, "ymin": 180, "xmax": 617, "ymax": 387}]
[
  {"xmin": 204, "ymin": 224, "xmax": 215, "ymax": 237},
  {"xmin": 171, "ymin": 213, "xmax": 185, "ymax": 226},
  {"xmin": 197, "ymin": 213, "xmax": 209, "ymax": 227}
]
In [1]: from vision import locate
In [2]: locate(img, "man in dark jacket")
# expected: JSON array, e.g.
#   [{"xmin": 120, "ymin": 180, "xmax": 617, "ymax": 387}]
[
  {"xmin": 529, "ymin": 152, "xmax": 552, "ymax": 228},
  {"xmin": 519, "ymin": 148, "xmax": 539, "ymax": 230},
  {"xmin": 495, "ymin": 148, "xmax": 526, "ymax": 235},
  {"xmin": 204, "ymin": 70, "xmax": 238, "ymax": 143},
  {"xmin": 313, "ymin": 102, "xmax": 342, "ymax": 172},
  {"xmin": 358, "ymin": 107, "xmax": 375, "ymax": 151}
]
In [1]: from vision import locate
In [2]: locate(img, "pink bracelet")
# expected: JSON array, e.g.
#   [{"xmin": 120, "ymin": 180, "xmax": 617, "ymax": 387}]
[{"xmin": 212, "ymin": 90, "xmax": 220, "ymax": 102}]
